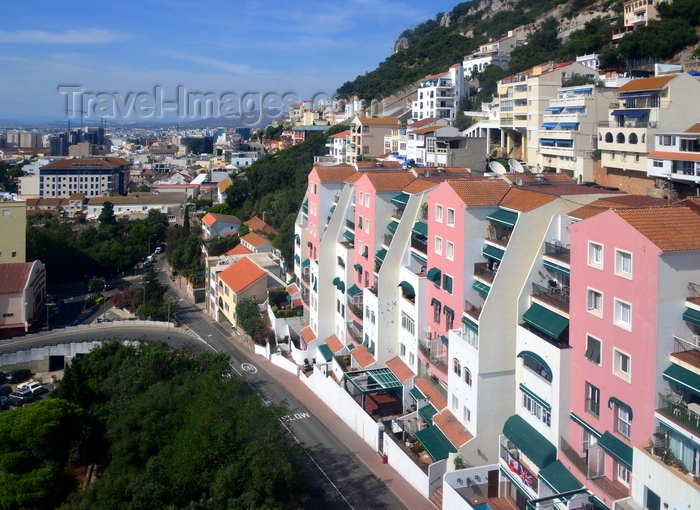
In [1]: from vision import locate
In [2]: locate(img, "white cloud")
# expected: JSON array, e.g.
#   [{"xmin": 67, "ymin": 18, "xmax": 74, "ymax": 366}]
[{"xmin": 0, "ymin": 29, "xmax": 128, "ymax": 44}]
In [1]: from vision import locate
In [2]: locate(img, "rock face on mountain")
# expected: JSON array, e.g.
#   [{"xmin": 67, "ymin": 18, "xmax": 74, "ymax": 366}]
[{"xmin": 392, "ymin": 36, "xmax": 410, "ymax": 55}]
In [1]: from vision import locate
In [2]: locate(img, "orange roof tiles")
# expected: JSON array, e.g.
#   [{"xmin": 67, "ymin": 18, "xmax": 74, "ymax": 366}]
[
  {"xmin": 202, "ymin": 212, "xmax": 240, "ymax": 226},
  {"xmin": 225, "ymin": 244, "xmax": 251, "ymax": 255},
  {"xmin": 386, "ymin": 356, "xmax": 415, "ymax": 383},
  {"xmin": 329, "ymin": 130, "xmax": 350, "ymax": 138},
  {"xmin": 217, "ymin": 176, "xmax": 233, "ymax": 192},
  {"xmin": 41, "ymin": 157, "xmax": 129, "ymax": 169},
  {"xmin": 403, "ymin": 179, "xmax": 438, "ymax": 194},
  {"xmin": 286, "ymin": 283, "xmax": 300, "ymax": 295},
  {"xmin": 314, "ymin": 165, "xmax": 357, "ymax": 183},
  {"xmin": 244, "ymin": 216, "xmax": 277, "ymax": 235},
  {"xmin": 686, "ymin": 123, "xmax": 700, "ymax": 133},
  {"xmin": 408, "ymin": 117, "xmax": 440, "ymax": 128},
  {"xmin": 350, "ymin": 345, "xmax": 376, "ymax": 368},
  {"xmin": 499, "ymin": 188, "xmax": 557, "ymax": 212},
  {"xmin": 447, "ymin": 179, "xmax": 511, "ymax": 206},
  {"xmin": 0, "ymin": 262, "xmax": 33, "ymax": 294},
  {"xmin": 616, "ymin": 75, "xmax": 676, "ymax": 92},
  {"xmin": 344, "ymin": 172, "xmax": 364, "ymax": 184},
  {"xmin": 648, "ymin": 151, "xmax": 700, "ymax": 162},
  {"xmin": 217, "ymin": 257, "xmax": 267, "ymax": 294},
  {"xmin": 241, "ymin": 232, "xmax": 269, "ymax": 248},
  {"xmin": 356, "ymin": 161, "xmax": 402, "ymax": 169},
  {"xmin": 300, "ymin": 326, "xmax": 317, "ymax": 344},
  {"xmin": 325, "ymin": 334, "xmax": 344, "ymax": 354},
  {"xmin": 514, "ymin": 173, "xmax": 574, "ymax": 184},
  {"xmin": 415, "ymin": 377, "xmax": 447, "ymax": 410},
  {"xmin": 363, "ymin": 171, "xmax": 416, "ymax": 192},
  {"xmin": 409, "ymin": 126, "xmax": 443, "ymax": 135},
  {"xmin": 354, "ymin": 116, "xmax": 400, "ymax": 126},
  {"xmin": 433, "ymin": 410, "xmax": 473, "ymax": 448},
  {"xmin": 568, "ymin": 196, "xmax": 672, "ymax": 220},
  {"xmin": 614, "ymin": 206, "xmax": 700, "ymax": 252}
]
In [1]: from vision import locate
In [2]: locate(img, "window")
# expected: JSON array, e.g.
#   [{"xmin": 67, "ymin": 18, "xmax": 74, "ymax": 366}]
[
  {"xmin": 522, "ymin": 392, "xmax": 551, "ymax": 427},
  {"xmin": 400, "ymin": 343, "xmax": 406, "ymax": 356},
  {"xmin": 365, "ymin": 194, "xmax": 370, "ymax": 207},
  {"xmin": 364, "ymin": 219, "xmax": 369, "ymax": 234},
  {"xmin": 614, "ymin": 299, "xmax": 632, "ymax": 330},
  {"xmin": 442, "ymin": 274, "xmax": 453, "ymax": 295},
  {"xmin": 452, "ymin": 394, "xmax": 459, "ymax": 410},
  {"xmin": 446, "ymin": 241, "xmax": 454, "ymax": 261},
  {"xmin": 435, "ymin": 236, "xmax": 442, "ymax": 255},
  {"xmin": 588, "ymin": 242, "xmax": 603, "ymax": 268},
  {"xmin": 401, "ymin": 312, "xmax": 415, "ymax": 335},
  {"xmin": 463, "ymin": 406, "xmax": 471, "ymax": 422},
  {"xmin": 409, "ymin": 352, "xmax": 415, "ymax": 366},
  {"xmin": 433, "ymin": 301, "xmax": 441, "ymax": 324},
  {"xmin": 587, "ymin": 289, "xmax": 603, "ymax": 316},
  {"xmin": 617, "ymin": 463, "xmax": 630, "ymax": 487},
  {"xmin": 447, "ymin": 208, "xmax": 455, "ymax": 226},
  {"xmin": 453, "ymin": 358, "xmax": 461, "ymax": 376},
  {"xmin": 585, "ymin": 335, "xmax": 601, "ymax": 365},
  {"xmin": 435, "ymin": 204, "xmax": 443, "ymax": 222},
  {"xmin": 615, "ymin": 250, "xmax": 632, "ymax": 278},
  {"xmin": 586, "ymin": 382, "xmax": 600, "ymax": 417},
  {"xmin": 445, "ymin": 307, "xmax": 454, "ymax": 329},
  {"xmin": 371, "ymin": 312, "xmax": 376, "ymax": 324},
  {"xmin": 464, "ymin": 368, "xmax": 472, "ymax": 386},
  {"xmin": 617, "ymin": 406, "xmax": 631, "ymax": 438},
  {"xmin": 358, "ymin": 216, "xmax": 363, "ymax": 229},
  {"xmin": 614, "ymin": 349, "xmax": 631, "ymax": 381},
  {"xmin": 312, "ymin": 183, "xmax": 317, "ymax": 194}
]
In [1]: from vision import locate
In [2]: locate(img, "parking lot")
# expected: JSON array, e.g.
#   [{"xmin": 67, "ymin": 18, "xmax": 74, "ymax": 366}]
[{"xmin": 0, "ymin": 369, "xmax": 62, "ymax": 412}]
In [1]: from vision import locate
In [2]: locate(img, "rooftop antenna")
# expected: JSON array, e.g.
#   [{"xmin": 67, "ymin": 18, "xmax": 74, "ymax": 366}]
[
  {"xmin": 489, "ymin": 160, "xmax": 507, "ymax": 175},
  {"xmin": 509, "ymin": 158, "xmax": 525, "ymax": 173}
]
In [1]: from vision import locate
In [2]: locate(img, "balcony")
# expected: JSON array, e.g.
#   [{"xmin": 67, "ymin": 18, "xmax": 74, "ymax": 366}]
[
  {"xmin": 347, "ymin": 299, "xmax": 363, "ymax": 319},
  {"xmin": 657, "ymin": 392, "xmax": 700, "ymax": 436},
  {"xmin": 346, "ymin": 219, "xmax": 355, "ymax": 231},
  {"xmin": 486, "ymin": 225, "xmax": 512, "ymax": 247},
  {"xmin": 560, "ymin": 438, "xmax": 629, "ymax": 501},
  {"xmin": 464, "ymin": 300, "xmax": 482, "ymax": 321},
  {"xmin": 671, "ymin": 335, "xmax": 700, "ymax": 371},
  {"xmin": 411, "ymin": 235, "xmax": 428, "ymax": 253},
  {"xmin": 384, "ymin": 233, "xmax": 394, "ymax": 246},
  {"xmin": 498, "ymin": 442, "xmax": 538, "ymax": 493},
  {"xmin": 531, "ymin": 282, "xmax": 569, "ymax": 314},
  {"xmin": 474, "ymin": 262, "xmax": 496, "ymax": 284},
  {"xmin": 301, "ymin": 269, "xmax": 311, "ymax": 284},
  {"xmin": 347, "ymin": 322, "xmax": 363, "ymax": 345},
  {"xmin": 544, "ymin": 241, "xmax": 570, "ymax": 264},
  {"xmin": 392, "ymin": 207, "xmax": 404, "ymax": 219}
]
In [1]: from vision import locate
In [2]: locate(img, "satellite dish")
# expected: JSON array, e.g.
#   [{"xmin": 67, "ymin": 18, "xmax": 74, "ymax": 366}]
[
  {"xmin": 489, "ymin": 161, "xmax": 507, "ymax": 175},
  {"xmin": 509, "ymin": 159, "xmax": 525, "ymax": 173},
  {"xmin": 515, "ymin": 176, "xmax": 524, "ymax": 186}
]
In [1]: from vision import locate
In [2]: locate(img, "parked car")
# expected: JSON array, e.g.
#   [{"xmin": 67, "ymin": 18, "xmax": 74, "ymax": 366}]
[
  {"xmin": 7, "ymin": 388, "xmax": 34, "ymax": 406},
  {"xmin": 0, "ymin": 384, "xmax": 12, "ymax": 398},
  {"xmin": 16, "ymin": 381, "xmax": 45, "ymax": 395},
  {"xmin": 5, "ymin": 369, "xmax": 31, "ymax": 384},
  {"xmin": 0, "ymin": 395, "xmax": 9, "ymax": 410}
]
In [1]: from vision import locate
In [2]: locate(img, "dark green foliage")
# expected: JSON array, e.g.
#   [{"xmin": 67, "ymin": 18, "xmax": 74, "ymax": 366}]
[
  {"xmin": 236, "ymin": 298, "xmax": 269, "ymax": 344},
  {"xmin": 183, "ymin": 205, "xmax": 190, "ymax": 232},
  {"xmin": 0, "ymin": 160, "xmax": 27, "ymax": 194},
  {"xmin": 468, "ymin": 65, "xmax": 508, "ymax": 106},
  {"xmin": 618, "ymin": 18, "xmax": 698, "ymax": 60},
  {"xmin": 224, "ymin": 178, "xmax": 250, "ymax": 210},
  {"xmin": 88, "ymin": 277, "xmax": 105, "ymax": 292},
  {"xmin": 208, "ymin": 235, "xmax": 239, "ymax": 257},
  {"xmin": 507, "ymin": 18, "xmax": 562, "ymax": 74},
  {"xmin": 562, "ymin": 74, "xmax": 598, "ymax": 87},
  {"xmin": 166, "ymin": 228, "xmax": 202, "ymax": 272},
  {"xmin": 657, "ymin": 0, "xmax": 700, "ymax": 25},
  {"xmin": 272, "ymin": 214, "xmax": 296, "ymax": 266},
  {"xmin": 97, "ymin": 201, "xmax": 116, "ymax": 226},
  {"xmin": 187, "ymin": 138, "xmax": 203, "ymax": 155}
]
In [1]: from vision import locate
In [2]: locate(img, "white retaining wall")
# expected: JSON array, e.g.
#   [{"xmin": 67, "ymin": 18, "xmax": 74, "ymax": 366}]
[{"xmin": 383, "ymin": 432, "xmax": 430, "ymax": 497}]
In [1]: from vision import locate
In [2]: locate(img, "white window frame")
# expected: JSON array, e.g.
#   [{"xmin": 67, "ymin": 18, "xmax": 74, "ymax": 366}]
[
  {"xmin": 452, "ymin": 394, "xmax": 459, "ymax": 410},
  {"xmin": 446, "ymin": 241, "xmax": 454, "ymax": 261},
  {"xmin": 613, "ymin": 348, "xmax": 631, "ymax": 382},
  {"xmin": 446, "ymin": 208, "xmax": 455, "ymax": 226},
  {"xmin": 586, "ymin": 288, "xmax": 603, "ymax": 317},
  {"xmin": 617, "ymin": 462, "xmax": 630, "ymax": 487},
  {"xmin": 615, "ymin": 249, "xmax": 632, "ymax": 279},
  {"xmin": 614, "ymin": 298, "xmax": 632, "ymax": 331},
  {"xmin": 585, "ymin": 334, "xmax": 602, "ymax": 365},
  {"xmin": 617, "ymin": 406, "xmax": 631, "ymax": 439},
  {"xmin": 435, "ymin": 204, "xmax": 443, "ymax": 223},
  {"xmin": 586, "ymin": 382, "xmax": 600, "ymax": 417},
  {"xmin": 365, "ymin": 194, "xmax": 370, "ymax": 207},
  {"xmin": 588, "ymin": 241, "xmax": 603, "ymax": 269},
  {"xmin": 364, "ymin": 219, "xmax": 370, "ymax": 234},
  {"xmin": 435, "ymin": 236, "xmax": 442, "ymax": 255}
]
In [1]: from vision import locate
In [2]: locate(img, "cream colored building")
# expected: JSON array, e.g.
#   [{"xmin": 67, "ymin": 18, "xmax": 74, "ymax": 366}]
[
  {"xmin": 215, "ymin": 257, "xmax": 268, "ymax": 328},
  {"xmin": 0, "ymin": 260, "xmax": 46, "ymax": 336},
  {"xmin": 0, "ymin": 200, "xmax": 26, "ymax": 263},
  {"xmin": 348, "ymin": 115, "xmax": 399, "ymax": 162}
]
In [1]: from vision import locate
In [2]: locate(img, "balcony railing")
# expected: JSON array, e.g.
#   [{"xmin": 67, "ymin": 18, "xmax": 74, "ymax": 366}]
[
  {"xmin": 499, "ymin": 442, "xmax": 538, "ymax": 492},
  {"xmin": 474, "ymin": 262, "xmax": 496, "ymax": 284},
  {"xmin": 560, "ymin": 437, "xmax": 591, "ymax": 478},
  {"xmin": 486, "ymin": 225, "xmax": 511, "ymax": 247},
  {"xmin": 301, "ymin": 269, "xmax": 310, "ymax": 283},
  {"xmin": 657, "ymin": 393, "xmax": 700, "ymax": 436},
  {"xmin": 544, "ymin": 241, "xmax": 570, "ymax": 264},
  {"xmin": 464, "ymin": 300, "xmax": 482, "ymax": 321},
  {"xmin": 346, "ymin": 219, "xmax": 355, "ymax": 231},
  {"xmin": 560, "ymin": 438, "xmax": 629, "ymax": 501},
  {"xmin": 671, "ymin": 335, "xmax": 700, "ymax": 371},
  {"xmin": 531, "ymin": 282, "xmax": 570, "ymax": 311},
  {"xmin": 384, "ymin": 233, "xmax": 394, "ymax": 246},
  {"xmin": 392, "ymin": 207, "xmax": 404, "ymax": 219},
  {"xmin": 411, "ymin": 235, "xmax": 428, "ymax": 253},
  {"xmin": 347, "ymin": 299, "xmax": 363, "ymax": 319}
]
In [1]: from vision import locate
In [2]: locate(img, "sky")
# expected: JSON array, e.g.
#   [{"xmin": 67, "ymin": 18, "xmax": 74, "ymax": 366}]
[{"xmin": 0, "ymin": 0, "xmax": 460, "ymax": 123}]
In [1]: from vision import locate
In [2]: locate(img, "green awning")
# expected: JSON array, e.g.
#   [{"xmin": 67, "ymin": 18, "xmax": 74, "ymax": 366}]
[
  {"xmin": 343, "ymin": 230, "xmax": 355, "ymax": 241},
  {"xmin": 543, "ymin": 260, "xmax": 570, "ymax": 276},
  {"xmin": 313, "ymin": 280, "xmax": 317, "ymax": 292},
  {"xmin": 538, "ymin": 460, "xmax": 584, "ymax": 494},
  {"xmin": 387, "ymin": 221, "xmax": 399, "ymax": 233},
  {"xmin": 440, "ymin": 335, "xmax": 448, "ymax": 346},
  {"xmin": 318, "ymin": 344, "xmax": 333, "ymax": 362},
  {"xmin": 426, "ymin": 267, "xmax": 441, "ymax": 282},
  {"xmin": 462, "ymin": 315, "xmax": 478, "ymax": 331},
  {"xmin": 409, "ymin": 387, "xmax": 426, "ymax": 400},
  {"xmin": 483, "ymin": 245, "xmax": 505, "ymax": 262},
  {"xmin": 398, "ymin": 281, "xmax": 415, "ymax": 294},
  {"xmin": 337, "ymin": 281, "xmax": 345, "ymax": 293},
  {"xmin": 412, "ymin": 251, "xmax": 427, "ymax": 264},
  {"xmin": 302, "ymin": 199, "xmax": 308, "ymax": 212},
  {"xmin": 597, "ymin": 431, "xmax": 632, "ymax": 470},
  {"xmin": 570, "ymin": 412, "xmax": 601, "ymax": 438},
  {"xmin": 444, "ymin": 305, "xmax": 454, "ymax": 316},
  {"xmin": 663, "ymin": 363, "xmax": 700, "ymax": 398},
  {"xmin": 295, "ymin": 234, "xmax": 300, "ymax": 243},
  {"xmin": 301, "ymin": 258, "xmax": 310, "ymax": 268},
  {"xmin": 503, "ymin": 414, "xmax": 557, "ymax": 469},
  {"xmin": 487, "ymin": 209, "xmax": 518, "ymax": 228},
  {"xmin": 517, "ymin": 350, "xmax": 553, "ymax": 382},
  {"xmin": 414, "ymin": 425, "xmax": 458, "ymax": 462},
  {"xmin": 519, "ymin": 383, "xmax": 551, "ymax": 411},
  {"xmin": 412, "ymin": 221, "xmax": 428, "ymax": 236},
  {"xmin": 332, "ymin": 276, "xmax": 340, "ymax": 286},
  {"xmin": 391, "ymin": 193, "xmax": 410, "ymax": 205},
  {"xmin": 294, "ymin": 254, "xmax": 300, "ymax": 263},
  {"xmin": 307, "ymin": 241, "xmax": 313, "ymax": 247},
  {"xmin": 523, "ymin": 303, "xmax": 569, "ymax": 339},
  {"xmin": 683, "ymin": 307, "xmax": 700, "ymax": 327},
  {"xmin": 431, "ymin": 298, "xmax": 441, "ymax": 307},
  {"xmin": 352, "ymin": 320, "xmax": 363, "ymax": 332},
  {"xmin": 472, "ymin": 280, "xmax": 490, "ymax": 296},
  {"xmin": 353, "ymin": 263, "xmax": 362, "ymax": 271},
  {"xmin": 418, "ymin": 403, "xmax": 438, "ymax": 424},
  {"xmin": 375, "ymin": 249, "xmax": 387, "ymax": 263},
  {"xmin": 608, "ymin": 396, "xmax": 633, "ymax": 420},
  {"xmin": 347, "ymin": 284, "xmax": 362, "ymax": 297},
  {"xmin": 588, "ymin": 496, "xmax": 610, "ymax": 510}
]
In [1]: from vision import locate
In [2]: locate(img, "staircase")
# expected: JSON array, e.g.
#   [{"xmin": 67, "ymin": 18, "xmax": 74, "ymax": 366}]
[{"xmin": 429, "ymin": 487, "xmax": 443, "ymax": 509}]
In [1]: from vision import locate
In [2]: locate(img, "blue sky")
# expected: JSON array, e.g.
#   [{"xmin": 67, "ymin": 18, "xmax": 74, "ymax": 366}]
[{"xmin": 0, "ymin": 0, "xmax": 460, "ymax": 122}]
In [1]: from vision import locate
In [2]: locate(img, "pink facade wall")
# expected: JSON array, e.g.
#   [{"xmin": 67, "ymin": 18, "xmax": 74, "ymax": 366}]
[
  {"xmin": 307, "ymin": 169, "xmax": 322, "ymax": 261},
  {"xmin": 568, "ymin": 209, "xmax": 661, "ymax": 496},
  {"xmin": 353, "ymin": 175, "xmax": 376, "ymax": 290}
]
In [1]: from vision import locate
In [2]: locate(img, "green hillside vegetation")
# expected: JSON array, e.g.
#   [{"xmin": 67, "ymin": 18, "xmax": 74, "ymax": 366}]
[{"xmin": 337, "ymin": 0, "xmax": 699, "ymax": 103}]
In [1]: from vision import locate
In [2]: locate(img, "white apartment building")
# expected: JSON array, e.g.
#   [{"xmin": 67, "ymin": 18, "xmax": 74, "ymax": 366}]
[{"xmin": 412, "ymin": 64, "xmax": 466, "ymax": 125}]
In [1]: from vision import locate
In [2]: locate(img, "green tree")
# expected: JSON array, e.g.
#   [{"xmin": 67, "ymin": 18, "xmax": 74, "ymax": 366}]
[
  {"xmin": 88, "ymin": 277, "xmax": 105, "ymax": 292},
  {"xmin": 208, "ymin": 236, "xmax": 239, "ymax": 256},
  {"xmin": 454, "ymin": 110, "xmax": 475, "ymax": 131},
  {"xmin": 183, "ymin": 206, "xmax": 190, "ymax": 232},
  {"xmin": 224, "ymin": 178, "xmax": 250, "ymax": 211},
  {"xmin": 235, "ymin": 298, "xmax": 268, "ymax": 343},
  {"xmin": 98, "ymin": 201, "xmax": 117, "ymax": 227},
  {"xmin": 187, "ymin": 138, "xmax": 203, "ymax": 155}
]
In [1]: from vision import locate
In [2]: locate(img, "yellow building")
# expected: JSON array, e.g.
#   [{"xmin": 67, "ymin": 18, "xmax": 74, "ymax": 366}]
[
  {"xmin": 215, "ymin": 257, "xmax": 268, "ymax": 328},
  {"xmin": 0, "ymin": 200, "xmax": 26, "ymax": 264}
]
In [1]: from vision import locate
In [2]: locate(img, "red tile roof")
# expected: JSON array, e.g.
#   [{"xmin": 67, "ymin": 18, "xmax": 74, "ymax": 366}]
[
  {"xmin": 244, "ymin": 216, "xmax": 277, "ymax": 235},
  {"xmin": 41, "ymin": 157, "xmax": 129, "ymax": 169},
  {"xmin": 225, "ymin": 244, "xmax": 251, "ymax": 255},
  {"xmin": 350, "ymin": 345, "xmax": 376, "ymax": 368},
  {"xmin": 354, "ymin": 116, "xmax": 400, "ymax": 126},
  {"xmin": 386, "ymin": 356, "xmax": 415, "ymax": 383},
  {"xmin": 217, "ymin": 257, "xmax": 267, "ymax": 294},
  {"xmin": 614, "ymin": 206, "xmax": 700, "ymax": 252},
  {"xmin": 415, "ymin": 377, "xmax": 446, "ymax": 410},
  {"xmin": 300, "ymin": 326, "xmax": 317, "ymax": 344},
  {"xmin": 499, "ymin": 188, "xmax": 557, "ymax": 212},
  {"xmin": 325, "ymin": 334, "xmax": 344, "ymax": 354},
  {"xmin": 202, "ymin": 212, "xmax": 241, "ymax": 227},
  {"xmin": 315, "ymin": 165, "xmax": 357, "ymax": 183},
  {"xmin": 286, "ymin": 283, "xmax": 300, "ymax": 295},
  {"xmin": 686, "ymin": 123, "xmax": 700, "ymax": 134},
  {"xmin": 648, "ymin": 151, "xmax": 700, "ymax": 162},
  {"xmin": 408, "ymin": 117, "xmax": 440, "ymax": 129},
  {"xmin": 616, "ymin": 75, "xmax": 676, "ymax": 92},
  {"xmin": 329, "ymin": 130, "xmax": 350, "ymax": 138},
  {"xmin": 0, "ymin": 262, "xmax": 33, "ymax": 294},
  {"xmin": 241, "ymin": 232, "xmax": 269, "ymax": 248},
  {"xmin": 403, "ymin": 179, "xmax": 439, "ymax": 194},
  {"xmin": 362, "ymin": 171, "xmax": 416, "ymax": 192},
  {"xmin": 433, "ymin": 409, "xmax": 473, "ymax": 448},
  {"xmin": 447, "ymin": 179, "xmax": 511, "ymax": 206}
]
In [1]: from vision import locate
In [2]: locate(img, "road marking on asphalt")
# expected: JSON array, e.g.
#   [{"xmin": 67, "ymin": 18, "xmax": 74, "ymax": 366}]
[
  {"xmin": 241, "ymin": 362, "xmax": 257, "ymax": 374},
  {"xmin": 282, "ymin": 411, "xmax": 311, "ymax": 422}
]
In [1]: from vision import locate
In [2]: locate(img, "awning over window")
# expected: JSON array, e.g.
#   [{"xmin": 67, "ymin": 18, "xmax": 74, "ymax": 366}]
[
  {"xmin": 523, "ymin": 303, "xmax": 569, "ymax": 340},
  {"xmin": 487, "ymin": 209, "xmax": 518, "ymax": 228},
  {"xmin": 618, "ymin": 91, "xmax": 652, "ymax": 99},
  {"xmin": 538, "ymin": 460, "xmax": 584, "ymax": 494},
  {"xmin": 565, "ymin": 105, "xmax": 586, "ymax": 111},
  {"xmin": 540, "ymin": 139, "xmax": 555, "ymax": 146},
  {"xmin": 663, "ymin": 363, "xmax": 700, "ymax": 398},
  {"xmin": 412, "ymin": 251, "xmax": 427, "ymax": 264},
  {"xmin": 483, "ymin": 245, "xmax": 505, "ymax": 262},
  {"xmin": 597, "ymin": 431, "xmax": 632, "ymax": 470},
  {"xmin": 412, "ymin": 221, "xmax": 428, "ymax": 236},
  {"xmin": 294, "ymin": 254, "xmax": 300, "ymax": 263},
  {"xmin": 318, "ymin": 344, "xmax": 333, "ymax": 362},
  {"xmin": 682, "ymin": 307, "xmax": 700, "ymax": 327},
  {"xmin": 502, "ymin": 414, "xmax": 557, "ymax": 469},
  {"xmin": 337, "ymin": 281, "xmax": 345, "ymax": 293},
  {"xmin": 571, "ymin": 87, "xmax": 592, "ymax": 93},
  {"xmin": 414, "ymin": 424, "xmax": 458, "ymax": 462},
  {"xmin": 387, "ymin": 221, "xmax": 399, "ymax": 233},
  {"xmin": 353, "ymin": 263, "xmax": 362, "ymax": 271},
  {"xmin": 440, "ymin": 335, "xmax": 448, "ymax": 346},
  {"xmin": 543, "ymin": 260, "xmax": 570, "ymax": 276},
  {"xmin": 427, "ymin": 267, "xmax": 441, "ymax": 282},
  {"xmin": 398, "ymin": 281, "xmax": 415, "ymax": 295},
  {"xmin": 301, "ymin": 258, "xmax": 310, "ymax": 268},
  {"xmin": 409, "ymin": 386, "xmax": 426, "ymax": 400},
  {"xmin": 391, "ymin": 193, "xmax": 410, "ymax": 205},
  {"xmin": 519, "ymin": 383, "xmax": 551, "ymax": 411},
  {"xmin": 541, "ymin": 123, "xmax": 558, "ymax": 129},
  {"xmin": 347, "ymin": 284, "xmax": 362, "ymax": 297},
  {"xmin": 418, "ymin": 403, "xmax": 438, "ymax": 424},
  {"xmin": 546, "ymin": 106, "xmax": 564, "ymax": 113},
  {"xmin": 472, "ymin": 280, "xmax": 490, "ymax": 296},
  {"xmin": 295, "ymin": 234, "xmax": 300, "ymax": 243},
  {"xmin": 307, "ymin": 241, "xmax": 313, "ymax": 247},
  {"xmin": 570, "ymin": 412, "xmax": 601, "ymax": 438},
  {"xmin": 608, "ymin": 396, "xmax": 633, "ymax": 419},
  {"xmin": 611, "ymin": 109, "xmax": 649, "ymax": 118},
  {"xmin": 332, "ymin": 277, "xmax": 340, "ymax": 286},
  {"xmin": 462, "ymin": 315, "xmax": 478, "ymax": 331},
  {"xmin": 431, "ymin": 297, "xmax": 441, "ymax": 307},
  {"xmin": 517, "ymin": 350, "xmax": 553, "ymax": 382},
  {"xmin": 443, "ymin": 305, "xmax": 454, "ymax": 316},
  {"xmin": 343, "ymin": 230, "xmax": 355, "ymax": 241},
  {"xmin": 559, "ymin": 122, "xmax": 579, "ymax": 128},
  {"xmin": 375, "ymin": 249, "xmax": 387, "ymax": 263},
  {"xmin": 352, "ymin": 320, "xmax": 363, "ymax": 332}
]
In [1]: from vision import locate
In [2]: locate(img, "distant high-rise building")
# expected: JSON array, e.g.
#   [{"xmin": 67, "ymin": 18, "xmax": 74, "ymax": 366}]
[
  {"xmin": 48, "ymin": 133, "xmax": 69, "ymax": 156},
  {"xmin": 19, "ymin": 131, "xmax": 42, "ymax": 148},
  {"xmin": 234, "ymin": 127, "xmax": 251, "ymax": 141},
  {"xmin": 39, "ymin": 157, "xmax": 130, "ymax": 198}
]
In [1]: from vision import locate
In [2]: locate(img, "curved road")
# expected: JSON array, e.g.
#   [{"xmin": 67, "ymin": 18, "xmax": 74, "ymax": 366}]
[{"xmin": 3, "ymin": 292, "xmax": 408, "ymax": 509}]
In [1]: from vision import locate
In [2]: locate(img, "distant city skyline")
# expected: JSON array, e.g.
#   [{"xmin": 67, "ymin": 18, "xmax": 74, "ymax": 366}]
[{"xmin": 0, "ymin": 0, "xmax": 459, "ymax": 122}]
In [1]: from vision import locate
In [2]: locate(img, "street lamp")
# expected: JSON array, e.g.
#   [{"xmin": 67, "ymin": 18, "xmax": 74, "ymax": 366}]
[{"xmin": 206, "ymin": 334, "xmax": 213, "ymax": 351}]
